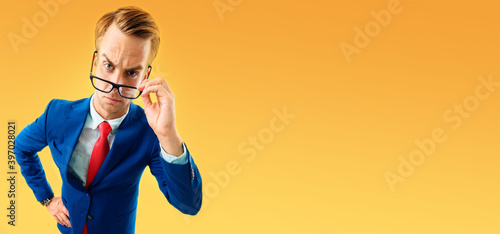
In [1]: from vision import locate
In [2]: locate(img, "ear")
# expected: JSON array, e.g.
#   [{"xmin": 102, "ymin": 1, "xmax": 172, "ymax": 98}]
[
  {"xmin": 144, "ymin": 65, "xmax": 152, "ymax": 80},
  {"xmin": 93, "ymin": 51, "xmax": 98, "ymax": 68}
]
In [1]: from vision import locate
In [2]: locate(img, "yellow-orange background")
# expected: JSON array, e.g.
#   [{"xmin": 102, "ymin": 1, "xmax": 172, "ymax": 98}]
[{"xmin": 1, "ymin": 0, "xmax": 499, "ymax": 233}]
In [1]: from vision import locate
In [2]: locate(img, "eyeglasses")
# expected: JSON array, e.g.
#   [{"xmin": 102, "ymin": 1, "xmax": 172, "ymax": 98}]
[{"xmin": 89, "ymin": 51, "xmax": 152, "ymax": 99}]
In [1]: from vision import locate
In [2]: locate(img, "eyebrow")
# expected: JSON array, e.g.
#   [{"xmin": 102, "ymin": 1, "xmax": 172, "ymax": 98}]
[{"xmin": 102, "ymin": 53, "xmax": 144, "ymax": 71}]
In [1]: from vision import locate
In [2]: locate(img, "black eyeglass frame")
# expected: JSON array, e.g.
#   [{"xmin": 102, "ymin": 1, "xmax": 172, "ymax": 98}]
[{"xmin": 89, "ymin": 51, "xmax": 152, "ymax": 99}]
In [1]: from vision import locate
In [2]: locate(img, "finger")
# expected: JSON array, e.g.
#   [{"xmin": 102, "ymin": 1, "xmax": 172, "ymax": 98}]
[
  {"xmin": 141, "ymin": 85, "xmax": 171, "ymax": 103},
  {"xmin": 54, "ymin": 214, "xmax": 62, "ymax": 224},
  {"xmin": 61, "ymin": 204, "xmax": 70, "ymax": 217},
  {"xmin": 138, "ymin": 79, "xmax": 149, "ymax": 91},
  {"xmin": 60, "ymin": 214, "xmax": 71, "ymax": 227},
  {"xmin": 141, "ymin": 84, "xmax": 166, "ymax": 96},
  {"xmin": 140, "ymin": 88, "xmax": 153, "ymax": 108},
  {"xmin": 139, "ymin": 77, "xmax": 170, "ymax": 95},
  {"xmin": 55, "ymin": 212, "xmax": 70, "ymax": 227},
  {"xmin": 147, "ymin": 77, "xmax": 173, "ymax": 96},
  {"xmin": 138, "ymin": 77, "xmax": 161, "ymax": 90}
]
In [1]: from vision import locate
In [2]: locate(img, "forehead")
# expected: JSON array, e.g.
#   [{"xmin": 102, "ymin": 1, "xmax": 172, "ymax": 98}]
[{"xmin": 98, "ymin": 23, "xmax": 151, "ymax": 66}]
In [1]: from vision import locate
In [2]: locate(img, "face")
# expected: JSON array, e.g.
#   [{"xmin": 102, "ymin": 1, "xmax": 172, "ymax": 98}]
[{"xmin": 92, "ymin": 22, "xmax": 151, "ymax": 120}]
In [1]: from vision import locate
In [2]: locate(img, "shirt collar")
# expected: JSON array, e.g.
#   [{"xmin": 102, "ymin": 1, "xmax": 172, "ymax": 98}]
[{"xmin": 85, "ymin": 94, "xmax": 129, "ymax": 134}]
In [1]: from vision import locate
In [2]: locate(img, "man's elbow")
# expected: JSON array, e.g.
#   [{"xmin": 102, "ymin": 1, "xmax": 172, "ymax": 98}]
[
  {"xmin": 182, "ymin": 207, "xmax": 200, "ymax": 216},
  {"xmin": 12, "ymin": 139, "xmax": 25, "ymax": 160},
  {"xmin": 177, "ymin": 196, "xmax": 202, "ymax": 216}
]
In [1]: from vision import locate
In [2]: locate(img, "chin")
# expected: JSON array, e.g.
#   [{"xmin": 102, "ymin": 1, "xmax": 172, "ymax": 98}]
[{"xmin": 105, "ymin": 100, "xmax": 128, "ymax": 111}]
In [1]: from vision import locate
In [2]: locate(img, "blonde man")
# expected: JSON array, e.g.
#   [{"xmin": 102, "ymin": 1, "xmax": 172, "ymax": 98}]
[{"xmin": 14, "ymin": 6, "xmax": 202, "ymax": 234}]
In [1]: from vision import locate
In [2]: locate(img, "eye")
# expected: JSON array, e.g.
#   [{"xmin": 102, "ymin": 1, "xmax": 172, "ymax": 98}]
[
  {"xmin": 104, "ymin": 63, "xmax": 113, "ymax": 70},
  {"xmin": 127, "ymin": 71, "xmax": 138, "ymax": 77}
]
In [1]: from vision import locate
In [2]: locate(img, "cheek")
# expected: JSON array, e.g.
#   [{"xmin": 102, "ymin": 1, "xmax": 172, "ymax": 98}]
[{"xmin": 96, "ymin": 92, "xmax": 107, "ymax": 105}]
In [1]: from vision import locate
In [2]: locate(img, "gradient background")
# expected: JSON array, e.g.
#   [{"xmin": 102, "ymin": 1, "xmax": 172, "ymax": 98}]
[{"xmin": 1, "ymin": 0, "xmax": 499, "ymax": 233}]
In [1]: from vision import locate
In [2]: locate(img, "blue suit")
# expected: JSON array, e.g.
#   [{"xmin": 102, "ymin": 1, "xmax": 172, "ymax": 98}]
[{"xmin": 14, "ymin": 97, "xmax": 202, "ymax": 233}]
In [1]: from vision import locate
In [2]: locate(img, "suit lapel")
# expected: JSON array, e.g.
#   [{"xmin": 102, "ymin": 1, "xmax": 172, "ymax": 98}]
[
  {"xmin": 62, "ymin": 97, "xmax": 91, "ymax": 192},
  {"xmin": 88, "ymin": 102, "xmax": 143, "ymax": 190}
]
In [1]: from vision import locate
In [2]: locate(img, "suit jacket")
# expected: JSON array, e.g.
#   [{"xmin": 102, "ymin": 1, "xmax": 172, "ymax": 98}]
[{"xmin": 14, "ymin": 97, "xmax": 202, "ymax": 234}]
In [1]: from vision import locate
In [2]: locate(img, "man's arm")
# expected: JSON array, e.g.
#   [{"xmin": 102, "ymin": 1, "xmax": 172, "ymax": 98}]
[
  {"xmin": 14, "ymin": 99, "xmax": 72, "ymax": 227},
  {"xmin": 148, "ymin": 141, "xmax": 202, "ymax": 215},
  {"xmin": 138, "ymin": 76, "xmax": 203, "ymax": 214},
  {"xmin": 14, "ymin": 100, "xmax": 54, "ymax": 201}
]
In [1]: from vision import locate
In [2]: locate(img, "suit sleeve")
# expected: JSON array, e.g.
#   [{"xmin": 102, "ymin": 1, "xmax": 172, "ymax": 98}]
[
  {"xmin": 13, "ymin": 100, "xmax": 55, "ymax": 201},
  {"xmin": 148, "ymin": 141, "xmax": 202, "ymax": 215}
]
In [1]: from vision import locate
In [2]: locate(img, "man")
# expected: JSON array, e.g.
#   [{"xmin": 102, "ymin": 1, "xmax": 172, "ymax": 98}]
[{"xmin": 14, "ymin": 6, "xmax": 202, "ymax": 234}]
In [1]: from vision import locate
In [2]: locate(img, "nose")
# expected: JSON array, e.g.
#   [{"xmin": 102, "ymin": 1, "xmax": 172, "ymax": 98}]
[
  {"xmin": 109, "ymin": 70, "xmax": 126, "ymax": 85},
  {"xmin": 104, "ymin": 71, "xmax": 126, "ymax": 97}
]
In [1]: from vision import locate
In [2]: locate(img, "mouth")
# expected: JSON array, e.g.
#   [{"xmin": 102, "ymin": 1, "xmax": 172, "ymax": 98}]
[{"xmin": 105, "ymin": 96, "xmax": 122, "ymax": 104}]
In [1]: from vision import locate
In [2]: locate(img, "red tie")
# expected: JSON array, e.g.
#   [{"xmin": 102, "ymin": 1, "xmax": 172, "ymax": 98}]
[{"xmin": 83, "ymin": 121, "xmax": 111, "ymax": 234}]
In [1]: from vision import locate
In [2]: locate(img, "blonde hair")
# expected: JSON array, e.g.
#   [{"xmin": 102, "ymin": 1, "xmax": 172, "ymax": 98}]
[{"xmin": 95, "ymin": 6, "xmax": 160, "ymax": 65}]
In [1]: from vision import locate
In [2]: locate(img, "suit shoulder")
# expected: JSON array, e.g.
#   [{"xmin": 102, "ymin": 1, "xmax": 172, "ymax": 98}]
[
  {"xmin": 132, "ymin": 102, "xmax": 145, "ymax": 114},
  {"xmin": 129, "ymin": 103, "xmax": 156, "ymax": 133},
  {"xmin": 47, "ymin": 97, "xmax": 86, "ymax": 108},
  {"xmin": 130, "ymin": 103, "xmax": 147, "ymax": 122}
]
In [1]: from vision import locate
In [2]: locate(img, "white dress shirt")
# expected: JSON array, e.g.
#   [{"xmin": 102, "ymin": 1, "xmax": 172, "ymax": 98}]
[{"xmin": 68, "ymin": 95, "xmax": 188, "ymax": 187}]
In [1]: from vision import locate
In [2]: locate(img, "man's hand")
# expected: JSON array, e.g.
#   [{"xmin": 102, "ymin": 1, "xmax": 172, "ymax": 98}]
[
  {"xmin": 46, "ymin": 196, "xmax": 71, "ymax": 228},
  {"xmin": 138, "ymin": 77, "xmax": 184, "ymax": 156}
]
